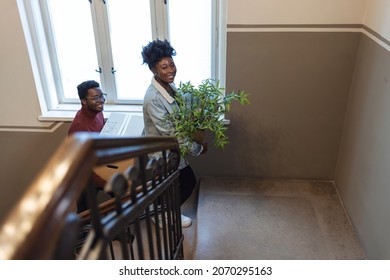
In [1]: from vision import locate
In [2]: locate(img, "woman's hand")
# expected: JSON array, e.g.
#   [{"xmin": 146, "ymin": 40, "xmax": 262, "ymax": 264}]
[{"xmin": 200, "ymin": 142, "xmax": 208, "ymax": 154}]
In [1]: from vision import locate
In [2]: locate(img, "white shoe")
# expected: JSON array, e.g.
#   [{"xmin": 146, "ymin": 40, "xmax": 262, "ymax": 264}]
[
  {"xmin": 181, "ymin": 214, "xmax": 192, "ymax": 228},
  {"xmin": 152, "ymin": 214, "xmax": 192, "ymax": 228}
]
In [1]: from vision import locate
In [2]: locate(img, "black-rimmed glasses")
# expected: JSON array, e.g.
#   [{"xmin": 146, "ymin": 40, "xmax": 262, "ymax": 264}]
[{"xmin": 85, "ymin": 93, "xmax": 107, "ymax": 102}]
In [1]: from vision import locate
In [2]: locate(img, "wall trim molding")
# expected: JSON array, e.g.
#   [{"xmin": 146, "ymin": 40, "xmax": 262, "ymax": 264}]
[
  {"xmin": 361, "ymin": 25, "xmax": 390, "ymax": 52},
  {"xmin": 227, "ymin": 24, "xmax": 390, "ymax": 51},
  {"xmin": 0, "ymin": 122, "xmax": 64, "ymax": 133},
  {"xmin": 228, "ymin": 24, "xmax": 364, "ymax": 29}
]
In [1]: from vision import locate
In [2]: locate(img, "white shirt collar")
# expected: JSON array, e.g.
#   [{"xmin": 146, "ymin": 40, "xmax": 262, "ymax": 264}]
[{"xmin": 152, "ymin": 77, "xmax": 177, "ymax": 104}]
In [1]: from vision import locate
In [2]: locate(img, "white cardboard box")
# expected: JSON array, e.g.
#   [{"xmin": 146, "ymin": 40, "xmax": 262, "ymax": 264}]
[{"xmin": 100, "ymin": 112, "xmax": 144, "ymax": 136}]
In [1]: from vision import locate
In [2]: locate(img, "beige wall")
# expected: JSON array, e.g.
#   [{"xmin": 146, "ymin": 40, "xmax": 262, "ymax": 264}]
[
  {"xmin": 191, "ymin": 31, "xmax": 360, "ymax": 180},
  {"xmin": 0, "ymin": 125, "xmax": 69, "ymax": 224},
  {"xmin": 221, "ymin": 0, "xmax": 390, "ymax": 260},
  {"xmin": 227, "ymin": 0, "xmax": 367, "ymax": 24},
  {"xmin": 335, "ymin": 35, "xmax": 390, "ymax": 259},
  {"xmin": 0, "ymin": 0, "xmax": 45, "ymax": 127},
  {"xmin": 334, "ymin": 0, "xmax": 390, "ymax": 259},
  {"xmin": 363, "ymin": 0, "xmax": 390, "ymax": 41}
]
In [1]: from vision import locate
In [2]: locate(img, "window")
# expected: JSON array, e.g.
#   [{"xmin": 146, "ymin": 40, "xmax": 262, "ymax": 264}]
[{"xmin": 17, "ymin": 0, "xmax": 226, "ymax": 119}]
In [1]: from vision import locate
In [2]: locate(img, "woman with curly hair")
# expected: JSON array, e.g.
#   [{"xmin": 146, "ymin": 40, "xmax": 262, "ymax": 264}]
[{"xmin": 141, "ymin": 39, "xmax": 208, "ymax": 228}]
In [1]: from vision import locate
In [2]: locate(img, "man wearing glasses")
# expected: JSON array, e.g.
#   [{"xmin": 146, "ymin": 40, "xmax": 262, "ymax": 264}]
[
  {"xmin": 68, "ymin": 80, "xmax": 107, "ymax": 134},
  {"xmin": 68, "ymin": 80, "xmax": 108, "ymax": 212}
]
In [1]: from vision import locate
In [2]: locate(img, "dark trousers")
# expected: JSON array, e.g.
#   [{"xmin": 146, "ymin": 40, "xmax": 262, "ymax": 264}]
[
  {"xmin": 179, "ymin": 165, "xmax": 197, "ymax": 205},
  {"xmin": 76, "ymin": 188, "xmax": 114, "ymax": 213}
]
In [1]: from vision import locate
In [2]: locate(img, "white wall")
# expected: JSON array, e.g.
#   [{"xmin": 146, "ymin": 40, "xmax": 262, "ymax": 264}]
[
  {"xmin": 227, "ymin": 0, "xmax": 367, "ymax": 25},
  {"xmin": 0, "ymin": 0, "xmax": 44, "ymax": 128},
  {"xmin": 363, "ymin": 0, "xmax": 390, "ymax": 41}
]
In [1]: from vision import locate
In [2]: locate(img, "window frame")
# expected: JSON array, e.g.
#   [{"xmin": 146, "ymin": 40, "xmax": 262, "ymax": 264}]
[{"xmin": 17, "ymin": 0, "xmax": 227, "ymax": 121}]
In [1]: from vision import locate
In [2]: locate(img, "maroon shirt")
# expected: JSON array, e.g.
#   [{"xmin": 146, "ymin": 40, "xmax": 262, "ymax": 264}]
[
  {"xmin": 68, "ymin": 106, "xmax": 104, "ymax": 135},
  {"xmin": 68, "ymin": 106, "xmax": 106, "ymax": 189}
]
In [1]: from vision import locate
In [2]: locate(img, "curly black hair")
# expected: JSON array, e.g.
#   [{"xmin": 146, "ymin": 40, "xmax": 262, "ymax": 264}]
[
  {"xmin": 77, "ymin": 80, "xmax": 100, "ymax": 100},
  {"xmin": 141, "ymin": 39, "xmax": 176, "ymax": 70}
]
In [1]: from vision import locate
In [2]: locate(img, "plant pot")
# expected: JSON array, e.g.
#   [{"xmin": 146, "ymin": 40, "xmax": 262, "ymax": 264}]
[{"xmin": 192, "ymin": 129, "xmax": 206, "ymax": 144}]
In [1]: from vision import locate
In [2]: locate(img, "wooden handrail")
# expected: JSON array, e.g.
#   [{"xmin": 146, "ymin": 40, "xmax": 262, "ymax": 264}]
[{"xmin": 0, "ymin": 133, "xmax": 179, "ymax": 259}]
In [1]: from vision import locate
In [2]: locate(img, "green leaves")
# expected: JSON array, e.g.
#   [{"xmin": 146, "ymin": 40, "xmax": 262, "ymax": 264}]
[{"xmin": 164, "ymin": 78, "xmax": 250, "ymax": 156}]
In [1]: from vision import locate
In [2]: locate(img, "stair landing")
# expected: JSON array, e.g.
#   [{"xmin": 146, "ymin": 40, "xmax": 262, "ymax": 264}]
[{"xmin": 182, "ymin": 177, "xmax": 365, "ymax": 260}]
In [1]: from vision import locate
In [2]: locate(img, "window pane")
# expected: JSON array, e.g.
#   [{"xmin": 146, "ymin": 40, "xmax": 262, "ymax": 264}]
[
  {"xmin": 47, "ymin": 0, "xmax": 100, "ymax": 99},
  {"xmin": 107, "ymin": 0, "xmax": 153, "ymax": 101},
  {"xmin": 168, "ymin": 0, "xmax": 212, "ymax": 87}
]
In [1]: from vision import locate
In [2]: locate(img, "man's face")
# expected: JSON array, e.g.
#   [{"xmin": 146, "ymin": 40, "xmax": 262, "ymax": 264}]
[{"xmin": 82, "ymin": 87, "xmax": 105, "ymax": 112}]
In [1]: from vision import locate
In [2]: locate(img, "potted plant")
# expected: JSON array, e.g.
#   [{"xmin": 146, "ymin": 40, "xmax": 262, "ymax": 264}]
[{"xmin": 164, "ymin": 78, "xmax": 250, "ymax": 156}]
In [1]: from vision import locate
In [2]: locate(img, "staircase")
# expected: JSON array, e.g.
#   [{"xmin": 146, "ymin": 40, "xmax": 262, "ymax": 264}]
[{"xmin": 0, "ymin": 133, "xmax": 366, "ymax": 260}]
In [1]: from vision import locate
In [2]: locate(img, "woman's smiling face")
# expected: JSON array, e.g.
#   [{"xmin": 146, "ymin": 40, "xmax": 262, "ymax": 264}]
[{"xmin": 153, "ymin": 56, "xmax": 177, "ymax": 85}]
